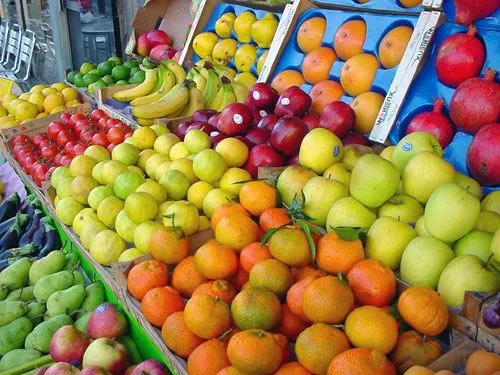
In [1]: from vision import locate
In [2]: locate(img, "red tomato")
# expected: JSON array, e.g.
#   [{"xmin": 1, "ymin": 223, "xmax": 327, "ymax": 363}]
[
  {"xmin": 90, "ymin": 109, "xmax": 106, "ymax": 124},
  {"xmin": 33, "ymin": 134, "xmax": 48, "ymax": 147},
  {"xmin": 59, "ymin": 112, "xmax": 72, "ymax": 125},
  {"xmin": 98, "ymin": 116, "xmax": 111, "ymax": 130},
  {"xmin": 39, "ymin": 138, "xmax": 56, "ymax": 150},
  {"xmin": 73, "ymin": 143, "xmax": 86, "ymax": 156},
  {"xmin": 53, "ymin": 152, "xmax": 64, "ymax": 166},
  {"xmin": 57, "ymin": 130, "xmax": 74, "ymax": 148},
  {"xmin": 107, "ymin": 127, "xmax": 126, "ymax": 144},
  {"xmin": 32, "ymin": 163, "xmax": 49, "ymax": 185},
  {"xmin": 106, "ymin": 118, "xmax": 122, "ymax": 128},
  {"xmin": 92, "ymin": 133, "xmax": 109, "ymax": 148},
  {"xmin": 107, "ymin": 142, "xmax": 119, "ymax": 153},
  {"xmin": 70, "ymin": 113, "xmax": 86, "ymax": 127},
  {"xmin": 74, "ymin": 120, "xmax": 89, "ymax": 136},
  {"xmin": 12, "ymin": 135, "xmax": 30, "ymax": 146},
  {"xmin": 64, "ymin": 141, "xmax": 78, "ymax": 157},
  {"xmin": 80, "ymin": 129, "xmax": 97, "ymax": 144},
  {"xmin": 47, "ymin": 121, "xmax": 65, "ymax": 140},
  {"xmin": 40, "ymin": 145, "xmax": 58, "ymax": 160},
  {"xmin": 22, "ymin": 155, "xmax": 38, "ymax": 174},
  {"xmin": 60, "ymin": 155, "xmax": 72, "ymax": 166}
]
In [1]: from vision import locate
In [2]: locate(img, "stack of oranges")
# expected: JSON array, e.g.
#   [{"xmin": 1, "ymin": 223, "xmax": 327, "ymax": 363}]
[{"xmin": 125, "ymin": 180, "xmax": 456, "ymax": 375}]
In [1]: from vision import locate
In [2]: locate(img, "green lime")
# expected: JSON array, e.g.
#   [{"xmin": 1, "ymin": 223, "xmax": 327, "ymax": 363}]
[
  {"xmin": 123, "ymin": 60, "xmax": 140, "ymax": 70},
  {"xmin": 66, "ymin": 71, "xmax": 78, "ymax": 84},
  {"xmin": 108, "ymin": 57, "xmax": 122, "ymax": 66},
  {"xmin": 74, "ymin": 73, "xmax": 86, "ymax": 88},
  {"xmin": 97, "ymin": 61, "xmax": 114, "ymax": 76},
  {"xmin": 88, "ymin": 79, "xmax": 107, "ymax": 95},
  {"xmin": 128, "ymin": 71, "xmax": 145, "ymax": 84},
  {"xmin": 88, "ymin": 69, "xmax": 102, "ymax": 77},
  {"xmin": 142, "ymin": 57, "xmax": 156, "ymax": 69},
  {"xmin": 112, "ymin": 65, "xmax": 131, "ymax": 81},
  {"xmin": 83, "ymin": 72, "xmax": 100, "ymax": 86},
  {"xmin": 129, "ymin": 67, "xmax": 141, "ymax": 77},
  {"xmin": 80, "ymin": 62, "xmax": 97, "ymax": 75},
  {"xmin": 115, "ymin": 80, "xmax": 129, "ymax": 86},
  {"xmin": 102, "ymin": 75, "xmax": 115, "ymax": 85}
]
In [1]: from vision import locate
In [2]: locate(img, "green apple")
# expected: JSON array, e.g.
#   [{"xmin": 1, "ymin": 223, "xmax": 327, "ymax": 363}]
[
  {"xmin": 424, "ymin": 183, "xmax": 481, "ymax": 243},
  {"xmin": 475, "ymin": 210, "xmax": 500, "ymax": 233},
  {"xmin": 365, "ymin": 216, "xmax": 417, "ymax": 270},
  {"xmin": 437, "ymin": 255, "xmax": 500, "ymax": 306},
  {"xmin": 350, "ymin": 154, "xmax": 400, "ymax": 208},
  {"xmin": 481, "ymin": 191, "xmax": 500, "ymax": 215},
  {"xmin": 492, "ymin": 229, "xmax": 500, "ymax": 262},
  {"xmin": 153, "ymin": 133, "xmax": 180, "ymax": 156},
  {"xmin": 379, "ymin": 146, "xmax": 395, "ymax": 163},
  {"xmin": 276, "ymin": 165, "xmax": 316, "ymax": 206},
  {"xmin": 455, "ymin": 172, "xmax": 483, "ymax": 200},
  {"xmin": 378, "ymin": 194, "xmax": 423, "ymax": 224},
  {"xmin": 402, "ymin": 151, "xmax": 455, "ymax": 203},
  {"xmin": 299, "ymin": 128, "xmax": 343, "ymax": 174},
  {"xmin": 415, "ymin": 216, "xmax": 430, "ymax": 237},
  {"xmin": 323, "ymin": 163, "xmax": 351, "ymax": 186},
  {"xmin": 326, "ymin": 197, "xmax": 376, "ymax": 230},
  {"xmin": 341, "ymin": 145, "xmax": 374, "ymax": 170},
  {"xmin": 392, "ymin": 132, "xmax": 443, "ymax": 172},
  {"xmin": 454, "ymin": 230, "xmax": 492, "ymax": 262},
  {"xmin": 400, "ymin": 236, "xmax": 454, "ymax": 289},
  {"xmin": 302, "ymin": 176, "xmax": 349, "ymax": 226}
]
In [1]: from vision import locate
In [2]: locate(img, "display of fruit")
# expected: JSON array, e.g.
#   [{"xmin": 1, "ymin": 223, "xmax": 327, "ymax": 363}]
[{"xmin": 136, "ymin": 29, "xmax": 177, "ymax": 60}]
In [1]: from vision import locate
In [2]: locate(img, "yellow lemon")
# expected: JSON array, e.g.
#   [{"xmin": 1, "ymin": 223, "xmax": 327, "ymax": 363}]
[
  {"xmin": 198, "ymin": 215, "xmax": 211, "ymax": 231},
  {"xmin": 0, "ymin": 106, "xmax": 7, "ymax": 117},
  {"xmin": 7, "ymin": 98, "xmax": 23, "ymax": 115},
  {"xmin": 188, "ymin": 181, "xmax": 214, "ymax": 210},
  {"xmin": 35, "ymin": 112, "xmax": 48, "ymax": 119},
  {"xmin": 19, "ymin": 92, "xmax": 31, "ymax": 101},
  {"xmin": 15, "ymin": 101, "xmax": 38, "ymax": 121},
  {"xmin": 215, "ymin": 137, "xmax": 249, "ymax": 167},
  {"xmin": 0, "ymin": 115, "xmax": 15, "ymax": 126},
  {"xmin": 43, "ymin": 93, "xmax": 64, "ymax": 113},
  {"xmin": 62, "ymin": 87, "xmax": 78, "ymax": 102},
  {"xmin": 41, "ymin": 87, "xmax": 58, "ymax": 96},
  {"xmin": 30, "ymin": 84, "xmax": 47, "ymax": 93},
  {"xmin": 65, "ymin": 100, "xmax": 80, "ymax": 108},
  {"xmin": 219, "ymin": 167, "xmax": 251, "ymax": 196},
  {"xmin": 2, "ymin": 94, "xmax": 17, "ymax": 110},
  {"xmin": 118, "ymin": 248, "xmax": 144, "ymax": 262},
  {"xmin": 51, "ymin": 82, "xmax": 68, "ymax": 92},
  {"xmin": 28, "ymin": 92, "xmax": 45, "ymax": 112},
  {"xmin": 50, "ymin": 105, "xmax": 65, "ymax": 114},
  {"xmin": 20, "ymin": 118, "xmax": 35, "ymax": 124}
]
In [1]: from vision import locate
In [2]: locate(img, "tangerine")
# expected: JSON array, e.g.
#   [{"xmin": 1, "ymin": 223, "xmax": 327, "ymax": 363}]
[
  {"xmin": 231, "ymin": 266, "xmax": 250, "ymax": 290},
  {"xmin": 216, "ymin": 367, "xmax": 248, "ymax": 375},
  {"xmin": 292, "ymin": 265, "xmax": 327, "ymax": 282},
  {"xmin": 316, "ymin": 231, "xmax": 364, "ymax": 274},
  {"xmin": 274, "ymin": 362, "xmax": 313, "ymax": 375},
  {"xmin": 334, "ymin": 20, "xmax": 367, "ymax": 61},
  {"xmin": 274, "ymin": 333, "xmax": 291, "ymax": 365},
  {"xmin": 187, "ymin": 338, "xmax": 231, "ymax": 375},
  {"xmin": 297, "ymin": 16, "xmax": 326, "ymax": 53},
  {"xmin": 192, "ymin": 279, "xmax": 238, "ymax": 304},
  {"xmin": 171, "ymin": 256, "xmax": 209, "ymax": 297},
  {"xmin": 231, "ymin": 288, "xmax": 282, "ymax": 330},
  {"xmin": 465, "ymin": 350, "xmax": 500, "ymax": 375},
  {"xmin": 141, "ymin": 286, "xmax": 185, "ymax": 327},
  {"xmin": 309, "ymin": 80, "xmax": 345, "ymax": 115},
  {"xmin": 240, "ymin": 242, "xmax": 273, "ymax": 273},
  {"xmin": 286, "ymin": 276, "xmax": 318, "ymax": 322},
  {"xmin": 215, "ymin": 214, "xmax": 262, "ymax": 252},
  {"xmin": 184, "ymin": 294, "xmax": 231, "ymax": 339},
  {"xmin": 276, "ymin": 303, "xmax": 309, "ymax": 342},
  {"xmin": 271, "ymin": 70, "xmax": 305, "ymax": 95},
  {"xmin": 239, "ymin": 181, "xmax": 277, "ymax": 216},
  {"xmin": 327, "ymin": 347, "xmax": 397, "ymax": 375},
  {"xmin": 150, "ymin": 226, "xmax": 189, "ymax": 265},
  {"xmin": 211, "ymin": 203, "xmax": 250, "ymax": 231},
  {"xmin": 302, "ymin": 47, "xmax": 336, "ymax": 84},
  {"xmin": 127, "ymin": 260, "xmax": 169, "ymax": 301},
  {"xmin": 259, "ymin": 208, "xmax": 290, "ymax": 232},
  {"xmin": 249, "ymin": 259, "xmax": 294, "ymax": 298},
  {"xmin": 161, "ymin": 311, "xmax": 205, "ymax": 358},
  {"xmin": 194, "ymin": 240, "xmax": 239, "ymax": 279},
  {"xmin": 268, "ymin": 227, "xmax": 312, "ymax": 267}
]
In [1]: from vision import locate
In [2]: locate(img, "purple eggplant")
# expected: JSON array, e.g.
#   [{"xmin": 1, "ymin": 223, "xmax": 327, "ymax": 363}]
[
  {"xmin": 18, "ymin": 210, "xmax": 42, "ymax": 247},
  {"xmin": 483, "ymin": 298, "xmax": 500, "ymax": 329},
  {"xmin": 0, "ymin": 193, "xmax": 20, "ymax": 223},
  {"xmin": 0, "ymin": 214, "xmax": 28, "ymax": 251}
]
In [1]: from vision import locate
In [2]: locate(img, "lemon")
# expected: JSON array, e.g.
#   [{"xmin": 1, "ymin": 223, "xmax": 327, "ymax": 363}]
[
  {"xmin": 198, "ymin": 215, "xmax": 211, "ymax": 231},
  {"xmin": 55, "ymin": 197, "xmax": 84, "ymax": 225},
  {"xmin": 125, "ymin": 192, "xmax": 158, "ymax": 223},
  {"xmin": 133, "ymin": 220, "xmax": 163, "ymax": 253},
  {"xmin": 29, "ymin": 93, "xmax": 45, "ymax": 112},
  {"xmin": 118, "ymin": 248, "xmax": 144, "ymax": 262},
  {"xmin": 215, "ymin": 138, "xmax": 249, "ymax": 167},
  {"xmin": 193, "ymin": 149, "xmax": 226, "ymax": 183},
  {"xmin": 170, "ymin": 158, "xmax": 198, "ymax": 184},
  {"xmin": 136, "ymin": 179, "xmax": 168, "ymax": 203},
  {"xmin": 51, "ymin": 82, "xmax": 68, "ymax": 92},
  {"xmin": 72, "ymin": 208, "xmax": 98, "ymax": 236},
  {"xmin": 2, "ymin": 94, "xmax": 17, "ymax": 110},
  {"xmin": 70, "ymin": 155, "xmax": 97, "ymax": 177},
  {"xmin": 154, "ymin": 161, "xmax": 172, "ymax": 181},
  {"xmin": 220, "ymin": 167, "xmax": 251, "ymax": 196},
  {"xmin": 184, "ymin": 130, "xmax": 211, "ymax": 154},
  {"xmin": 202, "ymin": 188, "xmax": 234, "ymax": 217},
  {"xmin": 132, "ymin": 127, "xmax": 157, "ymax": 150},
  {"xmin": 138, "ymin": 149, "xmax": 157, "ymax": 171},
  {"xmin": 115, "ymin": 209, "xmax": 138, "ymax": 243},
  {"xmin": 42, "ymin": 87, "xmax": 58, "ymax": 96},
  {"xmin": 19, "ymin": 92, "xmax": 31, "ymax": 101},
  {"xmin": 169, "ymin": 142, "xmax": 190, "ymax": 160},
  {"xmin": 163, "ymin": 200, "xmax": 199, "ymax": 235},
  {"xmin": 187, "ymin": 181, "xmax": 214, "ymax": 210},
  {"xmin": 50, "ymin": 105, "xmax": 65, "ymax": 114},
  {"xmin": 62, "ymin": 87, "xmax": 78, "ymax": 102},
  {"xmin": 150, "ymin": 124, "xmax": 169, "ymax": 136},
  {"xmin": 0, "ymin": 115, "xmax": 14, "ymax": 126},
  {"xmin": 15, "ymin": 101, "xmax": 38, "ymax": 121},
  {"xmin": 159, "ymin": 170, "xmax": 190, "ymax": 201},
  {"xmin": 90, "ymin": 230, "xmax": 126, "ymax": 266},
  {"xmin": 0, "ymin": 106, "xmax": 8, "ymax": 117},
  {"xmin": 43, "ymin": 93, "xmax": 64, "ymax": 113},
  {"xmin": 97, "ymin": 195, "xmax": 124, "ymax": 229},
  {"xmin": 80, "ymin": 219, "xmax": 107, "ymax": 249},
  {"xmin": 65, "ymin": 100, "xmax": 80, "ymax": 108},
  {"xmin": 30, "ymin": 84, "xmax": 47, "ymax": 93},
  {"xmin": 35, "ymin": 112, "xmax": 48, "ymax": 119},
  {"xmin": 8, "ymin": 99, "xmax": 24, "ymax": 116},
  {"xmin": 156, "ymin": 201, "xmax": 174, "ymax": 222}
]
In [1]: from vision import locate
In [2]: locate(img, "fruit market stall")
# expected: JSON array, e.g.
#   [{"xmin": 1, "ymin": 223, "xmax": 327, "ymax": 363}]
[{"xmin": 0, "ymin": 0, "xmax": 499, "ymax": 374}]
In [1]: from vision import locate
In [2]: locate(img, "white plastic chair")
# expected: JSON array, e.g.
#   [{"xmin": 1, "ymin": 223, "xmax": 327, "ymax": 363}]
[
  {"xmin": 2, "ymin": 29, "xmax": 36, "ymax": 86},
  {"xmin": 0, "ymin": 24, "xmax": 23, "ymax": 72},
  {"xmin": 0, "ymin": 21, "xmax": 11, "ymax": 65}
]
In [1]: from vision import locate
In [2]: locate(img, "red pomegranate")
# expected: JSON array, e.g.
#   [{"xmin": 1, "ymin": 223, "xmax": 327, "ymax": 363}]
[
  {"xmin": 453, "ymin": 0, "xmax": 500, "ymax": 25},
  {"xmin": 406, "ymin": 98, "xmax": 455, "ymax": 148},
  {"xmin": 467, "ymin": 123, "xmax": 500, "ymax": 186},
  {"xmin": 435, "ymin": 25, "xmax": 486, "ymax": 88},
  {"xmin": 450, "ymin": 68, "xmax": 500, "ymax": 134}
]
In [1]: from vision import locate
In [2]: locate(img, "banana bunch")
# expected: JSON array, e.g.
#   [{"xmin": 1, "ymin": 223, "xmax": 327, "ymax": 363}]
[
  {"xmin": 111, "ymin": 66, "xmax": 159, "ymax": 102},
  {"xmin": 209, "ymin": 76, "xmax": 237, "ymax": 112}
]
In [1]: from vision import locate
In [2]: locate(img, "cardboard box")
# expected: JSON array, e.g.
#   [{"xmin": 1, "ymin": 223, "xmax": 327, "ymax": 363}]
[
  {"xmin": 125, "ymin": 0, "xmax": 194, "ymax": 56},
  {"xmin": 477, "ymin": 295, "xmax": 500, "ymax": 339},
  {"xmin": 427, "ymin": 331, "xmax": 483, "ymax": 372},
  {"xmin": 462, "ymin": 292, "xmax": 496, "ymax": 324}
]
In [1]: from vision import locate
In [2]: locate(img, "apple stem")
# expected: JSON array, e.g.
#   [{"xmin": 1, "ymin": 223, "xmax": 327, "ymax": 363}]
[
  {"xmin": 484, "ymin": 68, "xmax": 497, "ymax": 81},
  {"xmin": 466, "ymin": 24, "xmax": 477, "ymax": 36},
  {"xmin": 433, "ymin": 98, "xmax": 445, "ymax": 113}
]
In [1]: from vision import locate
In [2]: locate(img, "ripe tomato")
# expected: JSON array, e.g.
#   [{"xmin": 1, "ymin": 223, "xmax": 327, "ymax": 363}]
[
  {"xmin": 60, "ymin": 155, "xmax": 72, "ymax": 166},
  {"xmin": 74, "ymin": 120, "xmax": 89, "ymax": 136},
  {"xmin": 107, "ymin": 127, "xmax": 126, "ymax": 144},
  {"xmin": 73, "ymin": 143, "xmax": 86, "ymax": 156},
  {"xmin": 80, "ymin": 129, "xmax": 97, "ymax": 144},
  {"xmin": 33, "ymin": 134, "xmax": 48, "ymax": 147},
  {"xmin": 64, "ymin": 141, "xmax": 78, "ymax": 157},
  {"xmin": 92, "ymin": 133, "xmax": 109, "ymax": 148},
  {"xmin": 98, "ymin": 116, "xmax": 111, "ymax": 130},
  {"xmin": 53, "ymin": 152, "xmax": 64, "ymax": 166},
  {"xmin": 106, "ymin": 118, "xmax": 122, "ymax": 127},
  {"xmin": 32, "ymin": 163, "xmax": 49, "ymax": 186},
  {"xmin": 57, "ymin": 130, "xmax": 74, "ymax": 148},
  {"xmin": 12, "ymin": 135, "xmax": 30, "ymax": 146},
  {"xmin": 90, "ymin": 109, "xmax": 106, "ymax": 124},
  {"xmin": 46, "ymin": 166, "xmax": 57, "ymax": 180},
  {"xmin": 39, "ymin": 138, "xmax": 56, "ymax": 150},
  {"xmin": 47, "ymin": 121, "xmax": 65, "ymax": 140},
  {"xmin": 22, "ymin": 155, "xmax": 38, "ymax": 174},
  {"xmin": 59, "ymin": 112, "xmax": 72, "ymax": 125},
  {"xmin": 107, "ymin": 142, "xmax": 119, "ymax": 153},
  {"xmin": 40, "ymin": 145, "xmax": 58, "ymax": 160},
  {"xmin": 70, "ymin": 113, "xmax": 86, "ymax": 127}
]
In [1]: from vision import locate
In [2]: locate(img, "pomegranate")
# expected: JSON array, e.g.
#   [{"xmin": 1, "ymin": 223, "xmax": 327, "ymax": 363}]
[
  {"xmin": 406, "ymin": 98, "xmax": 455, "ymax": 148},
  {"xmin": 435, "ymin": 26, "xmax": 486, "ymax": 88},
  {"xmin": 467, "ymin": 123, "xmax": 500, "ymax": 186},
  {"xmin": 453, "ymin": 0, "xmax": 500, "ymax": 25},
  {"xmin": 450, "ymin": 68, "xmax": 500, "ymax": 133}
]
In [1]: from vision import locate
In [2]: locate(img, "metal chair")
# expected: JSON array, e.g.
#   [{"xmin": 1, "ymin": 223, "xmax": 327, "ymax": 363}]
[
  {"xmin": 2, "ymin": 29, "xmax": 36, "ymax": 87},
  {"xmin": 0, "ymin": 24, "xmax": 23, "ymax": 72},
  {"xmin": 0, "ymin": 21, "xmax": 11, "ymax": 65}
]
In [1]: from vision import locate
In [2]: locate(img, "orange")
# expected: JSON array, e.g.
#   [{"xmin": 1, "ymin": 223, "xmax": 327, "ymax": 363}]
[
  {"xmin": 215, "ymin": 214, "xmax": 262, "ymax": 252},
  {"xmin": 397, "ymin": 286, "xmax": 449, "ymax": 337},
  {"xmin": 216, "ymin": 366, "xmax": 248, "ymax": 375},
  {"xmin": 465, "ymin": 350, "xmax": 500, "ymax": 375},
  {"xmin": 301, "ymin": 47, "xmax": 336, "ymax": 84},
  {"xmin": 127, "ymin": 260, "xmax": 169, "ymax": 301},
  {"xmin": 316, "ymin": 231, "xmax": 364, "ymax": 275},
  {"xmin": 327, "ymin": 348, "xmax": 397, "ymax": 375},
  {"xmin": 140, "ymin": 286, "xmax": 185, "ymax": 327},
  {"xmin": 295, "ymin": 323, "xmax": 350, "ymax": 374},
  {"xmin": 351, "ymin": 91, "xmax": 385, "ymax": 133},
  {"xmin": 274, "ymin": 362, "xmax": 312, "ymax": 375},
  {"xmin": 161, "ymin": 311, "xmax": 205, "ymax": 358},
  {"xmin": 276, "ymin": 303, "xmax": 309, "ymax": 342},
  {"xmin": 309, "ymin": 80, "xmax": 345, "ymax": 114},
  {"xmin": 227, "ymin": 329, "xmax": 282, "ymax": 374},
  {"xmin": 302, "ymin": 275, "xmax": 354, "ymax": 324},
  {"xmin": 292, "ymin": 266, "xmax": 327, "ymax": 282},
  {"xmin": 231, "ymin": 266, "xmax": 249, "ymax": 290},
  {"xmin": 271, "ymin": 70, "xmax": 305, "ymax": 95},
  {"xmin": 391, "ymin": 330, "xmax": 442, "ymax": 373},
  {"xmin": 297, "ymin": 16, "xmax": 326, "ymax": 53},
  {"xmin": 347, "ymin": 259, "xmax": 396, "ymax": 307},
  {"xmin": 239, "ymin": 181, "xmax": 277, "ymax": 216},
  {"xmin": 231, "ymin": 288, "xmax": 282, "ymax": 330},
  {"xmin": 379, "ymin": 26, "xmax": 413, "ymax": 69},
  {"xmin": 268, "ymin": 227, "xmax": 312, "ymax": 267},
  {"xmin": 286, "ymin": 276, "xmax": 317, "ymax": 322},
  {"xmin": 171, "ymin": 256, "xmax": 209, "ymax": 297},
  {"xmin": 240, "ymin": 242, "xmax": 273, "ymax": 273},
  {"xmin": 334, "ymin": 20, "xmax": 367, "ymax": 61},
  {"xmin": 259, "ymin": 208, "xmax": 290, "ymax": 232},
  {"xmin": 344, "ymin": 306, "xmax": 398, "ymax": 355},
  {"xmin": 403, "ymin": 367, "xmax": 435, "ymax": 375},
  {"xmin": 194, "ymin": 240, "xmax": 238, "ymax": 280},
  {"xmin": 340, "ymin": 53, "xmax": 380, "ymax": 96},
  {"xmin": 274, "ymin": 333, "xmax": 291, "ymax": 365},
  {"xmin": 249, "ymin": 259, "xmax": 293, "ymax": 298},
  {"xmin": 150, "ymin": 226, "xmax": 189, "ymax": 265},
  {"xmin": 192, "ymin": 279, "xmax": 238, "ymax": 304},
  {"xmin": 184, "ymin": 294, "xmax": 231, "ymax": 339},
  {"xmin": 187, "ymin": 338, "xmax": 231, "ymax": 375},
  {"xmin": 211, "ymin": 203, "xmax": 250, "ymax": 231}
]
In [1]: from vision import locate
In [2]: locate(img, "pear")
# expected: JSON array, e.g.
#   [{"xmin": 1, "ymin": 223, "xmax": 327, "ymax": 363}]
[
  {"xmin": 235, "ymin": 44, "xmax": 257, "ymax": 73},
  {"xmin": 492, "ymin": 229, "xmax": 500, "ymax": 263},
  {"xmin": 234, "ymin": 72, "xmax": 257, "ymax": 90},
  {"xmin": 234, "ymin": 11, "xmax": 256, "ymax": 43},
  {"xmin": 212, "ymin": 39, "xmax": 238, "ymax": 66},
  {"xmin": 326, "ymin": 197, "xmax": 376, "ymax": 230},
  {"xmin": 455, "ymin": 172, "xmax": 483, "ymax": 200},
  {"xmin": 193, "ymin": 32, "xmax": 219, "ymax": 59},
  {"xmin": 251, "ymin": 13, "xmax": 279, "ymax": 48},
  {"xmin": 257, "ymin": 51, "xmax": 268, "ymax": 75},
  {"xmin": 215, "ymin": 12, "xmax": 236, "ymax": 39}
]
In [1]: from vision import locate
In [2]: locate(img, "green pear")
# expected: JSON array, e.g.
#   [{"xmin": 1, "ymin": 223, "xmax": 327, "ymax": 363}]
[
  {"xmin": 454, "ymin": 230, "xmax": 493, "ymax": 262},
  {"xmin": 476, "ymin": 210, "xmax": 500, "ymax": 233},
  {"xmin": 323, "ymin": 163, "xmax": 351, "ymax": 186},
  {"xmin": 212, "ymin": 39, "xmax": 238, "ymax": 66},
  {"xmin": 437, "ymin": 255, "xmax": 500, "ymax": 306},
  {"xmin": 400, "ymin": 236, "xmax": 454, "ymax": 289},
  {"xmin": 234, "ymin": 11, "xmax": 256, "ymax": 43},
  {"xmin": 424, "ymin": 183, "xmax": 481, "ymax": 243},
  {"xmin": 402, "ymin": 151, "xmax": 455, "ymax": 203},
  {"xmin": 481, "ymin": 191, "xmax": 500, "ymax": 215},
  {"xmin": 393, "ymin": 132, "xmax": 443, "ymax": 172},
  {"xmin": 491, "ymin": 229, "xmax": 500, "ymax": 262},
  {"xmin": 378, "ymin": 194, "xmax": 423, "ymax": 224},
  {"xmin": 326, "ymin": 197, "xmax": 376, "ymax": 230},
  {"xmin": 350, "ymin": 154, "xmax": 400, "ymax": 208},
  {"xmin": 302, "ymin": 177, "xmax": 348, "ymax": 227},
  {"xmin": 276, "ymin": 165, "xmax": 316, "ymax": 206},
  {"xmin": 365, "ymin": 216, "xmax": 417, "ymax": 270},
  {"xmin": 251, "ymin": 13, "xmax": 279, "ymax": 48},
  {"xmin": 455, "ymin": 172, "xmax": 483, "ymax": 200}
]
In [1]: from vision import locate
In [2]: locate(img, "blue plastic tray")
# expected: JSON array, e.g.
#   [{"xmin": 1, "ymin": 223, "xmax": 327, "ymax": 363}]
[
  {"xmin": 192, "ymin": 3, "xmax": 282, "ymax": 77},
  {"xmin": 388, "ymin": 22, "xmax": 500, "ymax": 193},
  {"xmin": 270, "ymin": 8, "xmax": 418, "ymax": 104},
  {"xmin": 312, "ymin": 0, "xmax": 423, "ymax": 14}
]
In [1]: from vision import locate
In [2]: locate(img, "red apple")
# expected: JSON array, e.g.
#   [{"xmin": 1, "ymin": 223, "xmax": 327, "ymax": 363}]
[
  {"xmin": 186, "ymin": 121, "xmax": 216, "ymax": 135},
  {"xmin": 87, "ymin": 303, "xmax": 127, "ymax": 339},
  {"xmin": 50, "ymin": 325, "xmax": 90, "ymax": 365},
  {"xmin": 342, "ymin": 133, "xmax": 372, "ymax": 146},
  {"xmin": 270, "ymin": 116, "xmax": 309, "ymax": 156},
  {"xmin": 173, "ymin": 119, "xmax": 194, "ymax": 140},
  {"xmin": 217, "ymin": 103, "xmax": 254, "ymax": 136},
  {"xmin": 130, "ymin": 360, "xmax": 168, "ymax": 375},
  {"xmin": 245, "ymin": 127, "xmax": 270, "ymax": 146},
  {"xmin": 235, "ymin": 135, "xmax": 254, "ymax": 149},
  {"xmin": 274, "ymin": 86, "xmax": 312, "ymax": 118},
  {"xmin": 146, "ymin": 29, "xmax": 172, "ymax": 49},
  {"xmin": 246, "ymin": 83, "xmax": 279, "ymax": 110},
  {"xmin": 44, "ymin": 363, "xmax": 80, "ymax": 375},
  {"xmin": 80, "ymin": 367, "xmax": 111, "ymax": 375},
  {"xmin": 257, "ymin": 114, "xmax": 279, "ymax": 131},
  {"xmin": 82, "ymin": 338, "xmax": 129, "ymax": 375},
  {"xmin": 252, "ymin": 107, "xmax": 269, "ymax": 126},
  {"xmin": 467, "ymin": 123, "xmax": 500, "ymax": 186},
  {"xmin": 288, "ymin": 153, "xmax": 300, "ymax": 165},
  {"xmin": 208, "ymin": 113, "xmax": 220, "ymax": 127},
  {"xmin": 210, "ymin": 130, "xmax": 228, "ymax": 146},
  {"xmin": 302, "ymin": 112, "xmax": 320, "ymax": 131},
  {"xmin": 149, "ymin": 44, "xmax": 176, "ymax": 61},
  {"xmin": 136, "ymin": 34, "xmax": 149, "ymax": 57},
  {"xmin": 192, "ymin": 109, "xmax": 218, "ymax": 123},
  {"xmin": 245, "ymin": 144, "xmax": 285, "ymax": 178},
  {"xmin": 319, "ymin": 101, "xmax": 355, "ymax": 138}
]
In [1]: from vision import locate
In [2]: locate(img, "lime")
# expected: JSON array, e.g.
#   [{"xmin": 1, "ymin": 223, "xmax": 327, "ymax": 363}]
[
  {"xmin": 97, "ymin": 195, "xmax": 124, "ymax": 229},
  {"xmin": 124, "ymin": 60, "xmax": 140, "ymax": 69},
  {"xmin": 142, "ymin": 57, "xmax": 156, "ymax": 69},
  {"xmin": 112, "ymin": 65, "xmax": 131, "ymax": 81},
  {"xmin": 88, "ymin": 69, "xmax": 101, "ymax": 77},
  {"xmin": 115, "ymin": 80, "xmax": 129, "ymax": 86},
  {"xmin": 133, "ymin": 221, "xmax": 163, "ymax": 253},
  {"xmin": 88, "ymin": 186, "xmax": 114, "ymax": 210},
  {"xmin": 115, "ymin": 210, "xmax": 137, "ymax": 243},
  {"xmin": 102, "ymin": 75, "xmax": 114, "ymax": 85},
  {"xmin": 83, "ymin": 72, "xmax": 100, "ymax": 87},
  {"xmin": 112, "ymin": 143, "xmax": 140, "ymax": 166},
  {"xmin": 108, "ymin": 56, "xmax": 121, "ymax": 66},
  {"xmin": 193, "ymin": 149, "xmax": 225, "ymax": 183},
  {"xmin": 129, "ymin": 71, "xmax": 145, "ymax": 84},
  {"xmin": 80, "ymin": 62, "xmax": 97, "ymax": 74},
  {"xmin": 88, "ymin": 79, "xmax": 107, "ymax": 95},
  {"xmin": 55, "ymin": 197, "xmax": 84, "ymax": 225},
  {"xmin": 114, "ymin": 171, "xmax": 145, "ymax": 200},
  {"xmin": 66, "ymin": 71, "xmax": 78, "ymax": 84},
  {"xmin": 125, "ymin": 192, "xmax": 158, "ymax": 223},
  {"xmin": 73, "ymin": 73, "xmax": 86, "ymax": 88},
  {"xmin": 90, "ymin": 230, "xmax": 126, "ymax": 266},
  {"xmin": 97, "ymin": 61, "xmax": 114, "ymax": 76},
  {"xmin": 129, "ymin": 67, "xmax": 141, "ymax": 77},
  {"xmin": 159, "ymin": 170, "xmax": 190, "ymax": 200}
]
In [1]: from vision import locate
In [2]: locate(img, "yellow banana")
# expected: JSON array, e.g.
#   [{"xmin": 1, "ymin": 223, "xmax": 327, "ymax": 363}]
[
  {"xmin": 182, "ymin": 85, "xmax": 206, "ymax": 117},
  {"xmin": 217, "ymin": 84, "xmax": 236, "ymax": 112},
  {"xmin": 214, "ymin": 66, "xmax": 236, "ymax": 81},
  {"xmin": 209, "ymin": 84, "xmax": 226, "ymax": 111},
  {"xmin": 232, "ymin": 82, "xmax": 248, "ymax": 103},
  {"xmin": 130, "ymin": 68, "xmax": 176, "ymax": 106},
  {"xmin": 112, "ymin": 67, "xmax": 159, "ymax": 102},
  {"xmin": 150, "ymin": 65, "xmax": 165, "ymax": 92},
  {"xmin": 164, "ymin": 60, "xmax": 186, "ymax": 84},
  {"xmin": 197, "ymin": 66, "xmax": 210, "ymax": 81},
  {"xmin": 191, "ymin": 69, "xmax": 207, "ymax": 92},
  {"xmin": 203, "ymin": 69, "xmax": 220, "ymax": 107},
  {"xmin": 131, "ymin": 81, "xmax": 189, "ymax": 119}
]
